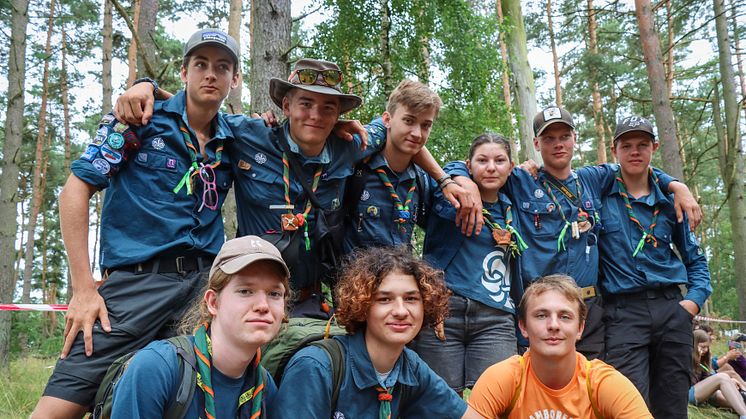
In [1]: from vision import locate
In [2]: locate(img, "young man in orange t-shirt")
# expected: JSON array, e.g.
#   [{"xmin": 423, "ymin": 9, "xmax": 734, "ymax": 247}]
[{"xmin": 469, "ymin": 275, "xmax": 651, "ymax": 419}]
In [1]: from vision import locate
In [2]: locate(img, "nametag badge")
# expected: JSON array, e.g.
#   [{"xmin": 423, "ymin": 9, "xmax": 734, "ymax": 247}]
[
  {"xmin": 571, "ymin": 221, "xmax": 580, "ymax": 240},
  {"xmin": 269, "ymin": 204, "xmax": 294, "ymax": 211},
  {"xmin": 492, "ymin": 229, "xmax": 512, "ymax": 246},
  {"xmin": 281, "ymin": 213, "xmax": 298, "ymax": 231}
]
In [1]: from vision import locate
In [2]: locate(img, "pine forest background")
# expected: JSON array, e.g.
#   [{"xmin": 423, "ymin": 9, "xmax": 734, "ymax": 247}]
[{"xmin": 0, "ymin": 0, "xmax": 745, "ymax": 370}]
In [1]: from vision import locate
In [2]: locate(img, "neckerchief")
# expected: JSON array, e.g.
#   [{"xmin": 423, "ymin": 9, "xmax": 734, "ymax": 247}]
[
  {"xmin": 541, "ymin": 170, "xmax": 583, "ymax": 252},
  {"xmin": 481, "ymin": 205, "xmax": 528, "ymax": 256},
  {"xmin": 282, "ymin": 152, "xmax": 322, "ymax": 251},
  {"xmin": 375, "ymin": 386, "xmax": 394, "ymax": 419},
  {"xmin": 174, "ymin": 120, "xmax": 224, "ymax": 195},
  {"xmin": 375, "ymin": 168, "xmax": 416, "ymax": 232},
  {"xmin": 194, "ymin": 322, "xmax": 265, "ymax": 419},
  {"xmin": 614, "ymin": 167, "xmax": 660, "ymax": 257}
]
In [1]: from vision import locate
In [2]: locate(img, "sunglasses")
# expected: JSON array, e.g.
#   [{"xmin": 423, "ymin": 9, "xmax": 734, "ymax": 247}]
[
  {"xmin": 289, "ymin": 68, "xmax": 343, "ymax": 88},
  {"xmin": 197, "ymin": 164, "xmax": 219, "ymax": 212}
]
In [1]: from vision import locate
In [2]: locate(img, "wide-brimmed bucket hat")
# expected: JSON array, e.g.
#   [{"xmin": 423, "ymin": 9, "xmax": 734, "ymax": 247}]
[{"xmin": 269, "ymin": 58, "xmax": 362, "ymax": 114}]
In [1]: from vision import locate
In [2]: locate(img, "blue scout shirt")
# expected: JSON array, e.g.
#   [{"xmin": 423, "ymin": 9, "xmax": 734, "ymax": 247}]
[
  {"xmin": 596, "ymin": 173, "xmax": 712, "ymax": 308},
  {"xmin": 343, "ymin": 152, "xmax": 429, "ymax": 253},
  {"xmin": 270, "ymin": 332, "xmax": 467, "ymax": 419},
  {"xmin": 225, "ymin": 119, "xmax": 383, "ymax": 288},
  {"xmin": 112, "ymin": 337, "xmax": 276, "ymax": 419},
  {"xmin": 423, "ymin": 182, "xmax": 521, "ymax": 314},
  {"xmin": 446, "ymin": 162, "xmax": 675, "ymax": 289},
  {"xmin": 71, "ymin": 91, "xmax": 234, "ymax": 270}
]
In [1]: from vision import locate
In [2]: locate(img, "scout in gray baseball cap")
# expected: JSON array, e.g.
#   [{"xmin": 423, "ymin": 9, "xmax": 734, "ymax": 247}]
[
  {"xmin": 184, "ymin": 28, "xmax": 240, "ymax": 68},
  {"xmin": 613, "ymin": 115, "xmax": 656, "ymax": 144},
  {"xmin": 533, "ymin": 106, "xmax": 576, "ymax": 137},
  {"xmin": 210, "ymin": 235, "xmax": 290, "ymax": 280},
  {"xmin": 269, "ymin": 58, "xmax": 362, "ymax": 114}
]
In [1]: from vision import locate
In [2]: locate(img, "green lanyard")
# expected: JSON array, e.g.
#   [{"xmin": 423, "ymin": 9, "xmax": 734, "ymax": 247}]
[
  {"xmin": 482, "ymin": 205, "xmax": 528, "ymax": 255},
  {"xmin": 541, "ymin": 173, "xmax": 583, "ymax": 252},
  {"xmin": 376, "ymin": 168, "xmax": 416, "ymax": 232},
  {"xmin": 173, "ymin": 120, "xmax": 223, "ymax": 195},
  {"xmin": 614, "ymin": 167, "xmax": 660, "ymax": 257},
  {"xmin": 282, "ymin": 152, "xmax": 322, "ymax": 251}
]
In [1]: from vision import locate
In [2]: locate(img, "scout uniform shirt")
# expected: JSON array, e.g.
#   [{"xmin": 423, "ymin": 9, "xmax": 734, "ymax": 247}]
[{"xmin": 71, "ymin": 91, "xmax": 234, "ymax": 270}]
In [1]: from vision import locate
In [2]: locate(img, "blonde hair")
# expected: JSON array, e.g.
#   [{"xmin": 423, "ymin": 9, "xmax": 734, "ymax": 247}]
[
  {"xmin": 179, "ymin": 263, "xmax": 291, "ymax": 334},
  {"xmin": 386, "ymin": 79, "xmax": 442, "ymax": 117},
  {"xmin": 518, "ymin": 274, "xmax": 587, "ymax": 324}
]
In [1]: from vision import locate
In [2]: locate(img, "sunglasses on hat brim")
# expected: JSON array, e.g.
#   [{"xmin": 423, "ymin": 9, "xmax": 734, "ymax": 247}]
[{"xmin": 289, "ymin": 68, "xmax": 343, "ymax": 88}]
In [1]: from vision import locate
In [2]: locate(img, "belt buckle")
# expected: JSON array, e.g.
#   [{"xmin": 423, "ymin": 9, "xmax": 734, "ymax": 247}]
[
  {"xmin": 175, "ymin": 256, "xmax": 187, "ymax": 276},
  {"xmin": 581, "ymin": 286, "xmax": 596, "ymax": 299}
]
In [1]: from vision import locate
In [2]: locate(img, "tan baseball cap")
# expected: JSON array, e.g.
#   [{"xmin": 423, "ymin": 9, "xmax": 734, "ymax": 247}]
[{"xmin": 209, "ymin": 235, "xmax": 290, "ymax": 279}]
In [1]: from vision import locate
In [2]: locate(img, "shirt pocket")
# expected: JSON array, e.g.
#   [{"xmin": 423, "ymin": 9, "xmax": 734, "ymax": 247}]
[
  {"xmin": 245, "ymin": 165, "xmax": 281, "ymax": 204},
  {"xmin": 319, "ymin": 165, "xmax": 354, "ymax": 210},
  {"xmin": 516, "ymin": 198, "xmax": 556, "ymax": 238},
  {"xmin": 129, "ymin": 150, "xmax": 181, "ymax": 203}
]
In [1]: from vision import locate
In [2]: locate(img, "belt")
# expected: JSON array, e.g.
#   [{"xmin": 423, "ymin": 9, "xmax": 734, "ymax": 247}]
[
  {"xmin": 581, "ymin": 285, "xmax": 597, "ymax": 300},
  {"xmin": 114, "ymin": 255, "xmax": 213, "ymax": 275},
  {"xmin": 606, "ymin": 285, "xmax": 682, "ymax": 303}
]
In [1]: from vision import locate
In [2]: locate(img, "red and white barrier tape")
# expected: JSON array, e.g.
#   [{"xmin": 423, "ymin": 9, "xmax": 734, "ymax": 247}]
[
  {"xmin": 696, "ymin": 315, "xmax": 746, "ymax": 324},
  {"xmin": 0, "ymin": 304, "xmax": 68, "ymax": 311}
]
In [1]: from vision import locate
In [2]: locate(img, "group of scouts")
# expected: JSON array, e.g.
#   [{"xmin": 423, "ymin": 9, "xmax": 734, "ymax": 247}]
[{"xmin": 30, "ymin": 28, "xmax": 712, "ymax": 419}]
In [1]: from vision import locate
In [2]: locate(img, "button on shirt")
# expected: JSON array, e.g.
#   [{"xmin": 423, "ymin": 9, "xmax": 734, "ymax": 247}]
[
  {"xmin": 270, "ymin": 332, "xmax": 467, "ymax": 419},
  {"xmin": 343, "ymin": 152, "xmax": 429, "ymax": 254},
  {"xmin": 423, "ymin": 186, "xmax": 520, "ymax": 314},
  {"xmin": 71, "ymin": 91, "xmax": 234, "ymax": 270},
  {"xmin": 597, "ymin": 177, "xmax": 711, "ymax": 308}
]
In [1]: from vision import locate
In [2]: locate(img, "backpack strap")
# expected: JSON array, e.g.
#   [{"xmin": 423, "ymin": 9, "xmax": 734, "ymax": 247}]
[
  {"xmin": 586, "ymin": 360, "xmax": 604, "ymax": 419},
  {"xmin": 501, "ymin": 355, "xmax": 527, "ymax": 419},
  {"xmin": 310, "ymin": 338, "xmax": 346, "ymax": 415},
  {"xmin": 164, "ymin": 335, "xmax": 198, "ymax": 419}
]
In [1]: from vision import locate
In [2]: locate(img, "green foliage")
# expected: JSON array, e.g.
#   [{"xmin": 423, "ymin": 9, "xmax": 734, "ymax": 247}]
[{"xmin": 0, "ymin": 357, "xmax": 58, "ymax": 417}]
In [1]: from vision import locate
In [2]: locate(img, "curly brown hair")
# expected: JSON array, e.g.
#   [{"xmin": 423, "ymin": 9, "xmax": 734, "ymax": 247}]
[{"xmin": 334, "ymin": 246, "xmax": 450, "ymax": 334}]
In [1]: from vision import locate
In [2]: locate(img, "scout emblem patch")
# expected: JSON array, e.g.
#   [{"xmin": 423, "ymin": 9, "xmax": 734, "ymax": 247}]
[
  {"xmin": 107, "ymin": 133, "xmax": 125, "ymax": 149},
  {"xmin": 152, "ymin": 137, "xmax": 165, "ymax": 150}
]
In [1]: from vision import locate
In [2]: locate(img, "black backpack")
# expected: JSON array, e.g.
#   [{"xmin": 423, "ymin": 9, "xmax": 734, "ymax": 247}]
[{"xmin": 92, "ymin": 335, "xmax": 197, "ymax": 419}]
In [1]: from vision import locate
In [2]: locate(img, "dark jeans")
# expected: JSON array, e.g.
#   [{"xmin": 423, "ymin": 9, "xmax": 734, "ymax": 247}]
[{"xmin": 603, "ymin": 286, "xmax": 693, "ymax": 419}]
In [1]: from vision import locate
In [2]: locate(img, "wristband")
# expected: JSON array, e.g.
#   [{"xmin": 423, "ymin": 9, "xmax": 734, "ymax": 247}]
[
  {"xmin": 436, "ymin": 174, "xmax": 452, "ymax": 187},
  {"xmin": 133, "ymin": 77, "xmax": 159, "ymax": 98},
  {"xmin": 438, "ymin": 178, "xmax": 456, "ymax": 191}
]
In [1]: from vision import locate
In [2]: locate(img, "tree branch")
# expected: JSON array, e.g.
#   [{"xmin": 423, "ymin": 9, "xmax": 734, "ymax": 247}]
[
  {"xmin": 110, "ymin": 0, "xmax": 156, "ymax": 79},
  {"xmin": 293, "ymin": 4, "xmax": 323, "ymax": 23}
]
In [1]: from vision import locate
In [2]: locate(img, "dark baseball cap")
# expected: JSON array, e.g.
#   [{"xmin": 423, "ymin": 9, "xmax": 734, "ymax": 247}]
[
  {"xmin": 533, "ymin": 106, "xmax": 575, "ymax": 137},
  {"xmin": 613, "ymin": 116, "xmax": 656, "ymax": 143},
  {"xmin": 184, "ymin": 28, "xmax": 239, "ymax": 65}
]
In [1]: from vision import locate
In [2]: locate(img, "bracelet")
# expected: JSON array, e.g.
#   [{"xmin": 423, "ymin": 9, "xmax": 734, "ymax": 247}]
[
  {"xmin": 133, "ymin": 77, "xmax": 159, "ymax": 98},
  {"xmin": 438, "ymin": 178, "xmax": 456, "ymax": 190},
  {"xmin": 436, "ymin": 174, "xmax": 452, "ymax": 187}
]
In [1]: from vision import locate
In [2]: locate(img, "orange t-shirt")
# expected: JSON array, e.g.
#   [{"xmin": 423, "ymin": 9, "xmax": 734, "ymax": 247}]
[{"xmin": 469, "ymin": 351, "xmax": 652, "ymax": 419}]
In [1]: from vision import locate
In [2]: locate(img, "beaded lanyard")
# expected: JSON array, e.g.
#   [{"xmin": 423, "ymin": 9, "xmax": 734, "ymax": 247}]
[
  {"xmin": 482, "ymin": 205, "xmax": 528, "ymax": 256},
  {"xmin": 173, "ymin": 121, "xmax": 223, "ymax": 195},
  {"xmin": 541, "ymin": 174, "xmax": 583, "ymax": 252},
  {"xmin": 282, "ymin": 152, "xmax": 322, "ymax": 251},
  {"xmin": 375, "ymin": 168, "xmax": 416, "ymax": 233},
  {"xmin": 614, "ymin": 167, "xmax": 660, "ymax": 257}
]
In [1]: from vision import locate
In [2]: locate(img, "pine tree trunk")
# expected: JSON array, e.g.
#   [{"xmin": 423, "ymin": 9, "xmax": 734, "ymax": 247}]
[
  {"xmin": 0, "ymin": 0, "xmax": 29, "ymax": 369},
  {"xmin": 61, "ymin": 24, "xmax": 72, "ymax": 175},
  {"xmin": 102, "ymin": 0, "xmax": 113, "ymax": 112},
  {"xmin": 249, "ymin": 0, "xmax": 291, "ymax": 114},
  {"xmin": 22, "ymin": 0, "xmax": 56, "ymax": 304},
  {"xmin": 496, "ymin": 0, "xmax": 512, "ymax": 108},
  {"xmin": 730, "ymin": 0, "xmax": 746, "ymax": 124},
  {"xmin": 226, "ymin": 0, "xmax": 243, "ymax": 115},
  {"xmin": 126, "ymin": 0, "xmax": 140, "ymax": 86},
  {"xmin": 135, "ymin": 0, "xmax": 158, "ymax": 79},
  {"xmin": 415, "ymin": 1, "xmax": 431, "ymax": 84},
  {"xmin": 587, "ymin": 0, "xmax": 607, "ymax": 163},
  {"xmin": 501, "ymin": 0, "xmax": 541, "ymax": 163},
  {"xmin": 547, "ymin": 0, "xmax": 562, "ymax": 107},
  {"xmin": 713, "ymin": 0, "xmax": 746, "ymax": 320},
  {"xmin": 634, "ymin": 0, "xmax": 684, "ymax": 179},
  {"xmin": 380, "ymin": 0, "xmax": 394, "ymax": 97}
]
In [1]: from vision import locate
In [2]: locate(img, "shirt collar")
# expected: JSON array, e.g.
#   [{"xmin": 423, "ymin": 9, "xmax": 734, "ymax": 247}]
[
  {"xmin": 162, "ymin": 91, "xmax": 234, "ymax": 143},
  {"xmin": 348, "ymin": 331, "xmax": 418, "ymax": 390},
  {"xmin": 367, "ymin": 152, "xmax": 417, "ymax": 181},
  {"xmin": 283, "ymin": 122, "xmax": 331, "ymax": 164},
  {"xmin": 609, "ymin": 169, "xmax": 668, "ymax": 205}
]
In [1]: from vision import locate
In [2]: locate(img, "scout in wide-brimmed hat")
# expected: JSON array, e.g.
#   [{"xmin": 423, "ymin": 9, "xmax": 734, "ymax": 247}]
[{"xmin": 269, "ymin": 58, "xmax": 362, "ymax": 114}]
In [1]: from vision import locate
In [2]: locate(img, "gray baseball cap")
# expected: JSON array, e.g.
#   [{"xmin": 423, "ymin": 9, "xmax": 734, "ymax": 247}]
[
  {"xmin": 209, "ymin": 235, "xmax": 290, "ymax": 280},
  {"xmin": 184, "ymin": 28, "xmax": 239, "ymax": 65},
  {"xmin": 613, "ymin": 116, "xmax": 656, "ymax": 143},
  {"xmin": 533, "ymin": 106, "xmax": 575, "ymax": 137}
]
